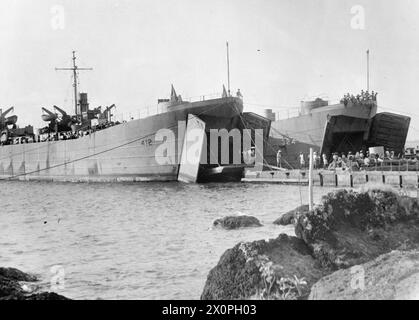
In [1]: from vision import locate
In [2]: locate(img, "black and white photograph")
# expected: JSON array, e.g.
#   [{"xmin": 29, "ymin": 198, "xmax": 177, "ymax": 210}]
[{"xmin": 1, "ymin": 0, "xmax": 419, "ymax": 308}]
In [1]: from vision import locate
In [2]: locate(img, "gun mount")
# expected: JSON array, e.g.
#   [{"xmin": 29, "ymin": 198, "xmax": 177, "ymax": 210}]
[
  {"xmin": 41, "ymin": 105, "xmax": 79, "ymax": 133},
  {"xmin": 0, "ymin": 107, "xmax": 18, "ymax": 130},
  {"xmin": 41, "ymin": 107, "xmax": 58, "ymax": 122},
  {"xmin": 0, "ymin": 107, "xmax": 34, "ymax": 145}
]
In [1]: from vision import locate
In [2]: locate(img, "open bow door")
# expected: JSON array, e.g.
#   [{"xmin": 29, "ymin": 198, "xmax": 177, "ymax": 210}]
[{"xmin": 178, "ymin": 114, "xmax": 206, "ymax": 183}]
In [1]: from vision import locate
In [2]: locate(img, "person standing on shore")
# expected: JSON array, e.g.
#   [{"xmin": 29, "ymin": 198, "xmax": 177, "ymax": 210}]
[
  {"xmin": 328, "ymin": 153, "xmax": 339, "ymax": 170},
  {"xmin": 276, "ymin": 149, "xmax": 282, "ymax": 168},
  {"xmin": 341, "ymin": 153, "xmax": 348, "ymax": 167},
  {"xmin": 322, "ymin": 153, "xmax": 328, "ymax": 169},
  {"xmin": 299, "ymin": 152, "xmax": 305, "ymax": 169},
  {"xmin": 313, "ymin": 151, "xmax": 319, "ymax": 169}
]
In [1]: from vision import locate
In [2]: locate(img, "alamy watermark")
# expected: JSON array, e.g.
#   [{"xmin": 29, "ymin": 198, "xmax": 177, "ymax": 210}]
[
  {"xmin": 50, "ymin": 5, "xmax": 65, "ymax": 30},
  {"xmin": 350, "ymin": 5, "xmax": 365, "ymax": 30},
  {"xmin": 153, "ymin": 121, "xmax": 264, "ymax": 171},
  {"xmin": 350, "ymin": 265, "xmax": 365, "ymax": 291},
  {"xmin": 50, "ymin": 265, "xmax": 65, "ymax": 291}
]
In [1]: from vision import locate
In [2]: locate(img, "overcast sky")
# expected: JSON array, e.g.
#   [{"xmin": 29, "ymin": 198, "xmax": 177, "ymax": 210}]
[{"xmin": 1, "ymin": 0, "xmax": 419, "ymax": 139}]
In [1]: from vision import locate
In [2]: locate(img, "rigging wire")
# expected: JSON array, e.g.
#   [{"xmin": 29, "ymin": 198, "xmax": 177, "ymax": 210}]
[
  {"xmin": 4, "ymin": 99, "xmax": 418, "ymax": 181},
  {"xmin": 264, "ymin": 127, "xmax": 295, "ymax": 169},
  {"xmin": 63, "ymin": 73, "xmax": 74, "ymax": 109},
  {"xmin": 245, "ymin": 102, "xmax": 300, "ymax": 110},
  {"xmin": 233, "ymin": 105, "xmax": 272, "ymax": 170},
  {"xmin": 0, "ymin": 101, "xmax": 227, "ymax": 180},
  {"xmin": 298, "ymin": 172, "xmax": 303, "ymax": 207},
  {"xmin": 0, "ymin": 123, "xmax": 178, "ymax": 181}
]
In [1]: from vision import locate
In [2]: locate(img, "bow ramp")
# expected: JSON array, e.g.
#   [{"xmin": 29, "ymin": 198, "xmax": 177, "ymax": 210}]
[{"xmin": 177, "ymin": 114, "xmax": 206, "ymax": 183}]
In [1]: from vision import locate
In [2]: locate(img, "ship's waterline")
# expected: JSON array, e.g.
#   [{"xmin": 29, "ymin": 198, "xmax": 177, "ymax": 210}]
[{"xmin": 1, "ymin": 97, "xmax": 268, "ymax": 183}]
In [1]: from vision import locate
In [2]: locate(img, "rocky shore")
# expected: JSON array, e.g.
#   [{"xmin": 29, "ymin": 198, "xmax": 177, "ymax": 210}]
[
  {"xmin": 0, "ymin": 267, "xmax": 69, "ymax": 300},
  {"xmin": 273, "ymin": 205, "xmax": 309, "ymax": 226},
  {"xmin": 309, "ymin": 250, "xmax": 419, "ymax": 299},
  {"xmin": 201, "ymin": 186, "xmax": 419, "ymax": 300}
]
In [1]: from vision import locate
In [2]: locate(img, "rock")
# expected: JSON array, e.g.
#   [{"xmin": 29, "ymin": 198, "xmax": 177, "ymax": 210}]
[
  {"xmin": 0, "ymin": 277, "xmax": 22, "ymax": 298},
  {"xmin": 274, "ymin": 205, "xmax": 309, "ymax": 226},
  {"xmin": 0, "ymin": 267, "xmax": 69, "ymax": 300},
  {"xmin": 309, "ymin": 250, "xmax": 419, "ymax": 300},
  {"xmin": 203, "ymin": 186, "xmax": 419, "ymax": 300},
  {"xmin": 213, "ymin": 215, "xmax": 262, "ymax": 230},
  {"xmin": 201, "ymin": 234, "xmax": 325, "ymax": 300},
  {"xmin": 0, "ymin": 267, "xmax": 37, "ymax": 282},
  {"xmin": 24, "ymin": 292, "xmax": 70, "ymax": 300},
  {"xmin": 294, "ymin": 187, "xmax": 419, "ymax": 270}
]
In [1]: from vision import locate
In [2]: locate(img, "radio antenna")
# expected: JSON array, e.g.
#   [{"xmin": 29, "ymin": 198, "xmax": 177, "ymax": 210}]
[
  {"xmin": 55, "ymin": 51, "xmax": 93, "ymax": 120},
  {"xmin": 226, "ymin": 42, "xmax": 231, "ymax": 96}
]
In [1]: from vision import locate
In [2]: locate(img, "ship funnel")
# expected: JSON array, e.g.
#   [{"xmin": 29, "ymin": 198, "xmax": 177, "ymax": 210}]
[
  {"xmin": 263, "ymin": 109, "xmax": 276, "ymax": 121},
  {"xmin": 79, "ymin": 93, "xmax": 89, "ymax": 119},
  {"xmin": 300, "ymin": 98, "xmax": 329, "ymax": 115}
]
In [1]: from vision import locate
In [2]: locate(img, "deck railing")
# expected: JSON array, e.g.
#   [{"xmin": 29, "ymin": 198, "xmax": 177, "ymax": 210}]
[
  {"xmin": 337, "ymin": 159, "xmax": 419, "ymax": 172},
  {"xmin": 136, "ymin": 92, "xmax": 226, "ymax": 119}
]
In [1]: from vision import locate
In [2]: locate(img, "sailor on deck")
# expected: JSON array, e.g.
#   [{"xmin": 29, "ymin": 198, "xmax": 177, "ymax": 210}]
[
  {"xmin": 276, "ymin": 149, "xmax": 282, "ymax": 168},
  {"xmin": 322, "ymin": 154, "xmax": 328, "ymax": 169},
  {"xmin": 299, "ymin": 152, "xmax": 305, "ymax": 169},
  {"xmin": 236, "ymin": 89, "xmax": 243, "ymax": 99},
  {"xmin": 313, "ymin": 151, "xmax": 320, "ymax": 169}
]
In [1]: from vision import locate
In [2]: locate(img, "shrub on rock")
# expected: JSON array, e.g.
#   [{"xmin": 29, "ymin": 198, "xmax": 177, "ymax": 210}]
[
  {"xmin": 294, "ymin": 187, "xmax": 419, "ymax": 269},
  {"xmin": 201, "ymin": 234, "xmax": 325, "ymax": 300},
  {"xmin": 273, "ymin": 205, "xmax": 309, "ymax": 226},
  {"xmin": 0, "ymin": 267, "xmax": 69, "ymax": 300}
]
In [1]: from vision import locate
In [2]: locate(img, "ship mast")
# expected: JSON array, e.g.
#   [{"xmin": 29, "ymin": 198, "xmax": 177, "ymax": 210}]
[
  {"xmin": 55, "ymin": 51, "xmax": 93, "ymax": 120},
  {"xmin": 226, "ymin": 41, "xmax": 231, "ymax": 97},
  {"xmin": 366, "ymin": 49, "xmax": 370, "ymax": 91}
]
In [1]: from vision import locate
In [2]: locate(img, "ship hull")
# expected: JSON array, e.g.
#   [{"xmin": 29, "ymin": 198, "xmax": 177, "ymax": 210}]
[
  {"xmin": 0, "ymin": 97, "xmax": 244, "ymax": 182},
  {"xmin": 265, "ymin": 102, "xmax": 410, "ymax": 169}
]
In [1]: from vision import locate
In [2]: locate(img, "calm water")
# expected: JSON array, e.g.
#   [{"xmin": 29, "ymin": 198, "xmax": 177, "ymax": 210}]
[{"xmin": 0, "ymin": 180, "xmax": 334, "ymax": 299}]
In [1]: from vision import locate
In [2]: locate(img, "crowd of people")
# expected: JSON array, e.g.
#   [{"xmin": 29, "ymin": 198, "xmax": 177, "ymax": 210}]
[
  {"xmin": 340, "ymin": 90, "xmax": 378, "ymax": 106},
  {"xmin": 275, "ymin": 149, "xmax": 410, "ymax": 171},
  {"xmin": 317, "ymin": 150, "xmax": 392, "ymax": 170},
  {"xmin": 41, "ymin": 130, "xmax": 87, "ymax": 142},
  {"xmin": 39, "ymin": 121, "xmax": 122, "ymax": 142},
  {"xmin": 1, "ymin": 120, "xmax": 122, "ymax": 146}
]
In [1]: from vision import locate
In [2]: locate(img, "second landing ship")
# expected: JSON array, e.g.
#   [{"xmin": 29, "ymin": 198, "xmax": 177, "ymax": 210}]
[{"xmin": 264, "ymin": 97, "xmax": 410, "ymax": 168}]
